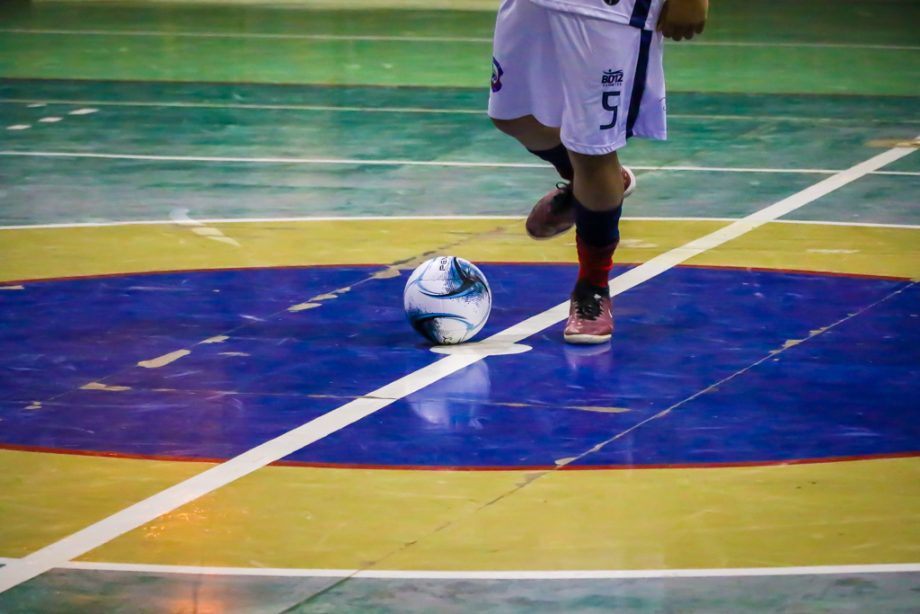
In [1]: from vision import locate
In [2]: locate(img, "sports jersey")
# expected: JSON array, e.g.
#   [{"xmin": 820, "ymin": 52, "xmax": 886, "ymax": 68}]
[{"xmin": 529, "ymin": 0, "xmax": 665, "ymax": 30}]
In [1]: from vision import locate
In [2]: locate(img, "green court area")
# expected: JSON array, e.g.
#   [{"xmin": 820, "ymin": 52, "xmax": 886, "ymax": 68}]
[
  {"xmin": 1, "ymin": 0, "xmax": 919, "ymax": 94},
  {"xmin": 1, "ymin": 1, "xmax": 917, "ymax": 228},
  {"xmin": 1, "ymin": 80, "xmax": 917, "ymax": 226}
]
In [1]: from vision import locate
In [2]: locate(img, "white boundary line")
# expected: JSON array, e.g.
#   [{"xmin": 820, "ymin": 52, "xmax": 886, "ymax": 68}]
[
  {"xmin": 0, "ymin": 556, "xmax": 917, "ymax": 580},
  {"xmin": 0, "ymin": 141, "xmax": 916, "ymax": 595},
  {"xmin": 4, "ymin": 99, "xmax": 919, "ymax": 127},
  {"xmin": 0, "ymin": 214, "xmax": 520, "ymax": 231},
  {"xmin": 684, "ymin": 40, "xmax": 920, "ymax": 51},
  {"xmin": 0, "ymin": 150, "xmax": 855, "ymax": 174},
  {"xmin": 773, "ymin": 219, "xmax": 920, "ymax": 230},
  {"xmin": 0, "ymin": 150, "xmax": 550, "ymax": 169},
  {"xmin": 0, "ymin": 215, "xmax": 918, "ymax": 232},
  {"xmin": 2, "ymin": 150, "xmax": 918, "ymax": 176},
  {"xmin": 0, "ymin": 28, "xmax": 494, "ymax": 43},
  {"xmin": 0, "ymin": 98, "xmax": 488, "ymax": 115},
  {"xmin": 1, "ymin": 28, "xmax": 917, "ymax": 50}
]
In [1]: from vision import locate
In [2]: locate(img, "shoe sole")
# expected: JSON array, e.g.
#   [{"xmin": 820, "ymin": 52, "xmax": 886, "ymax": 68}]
[
  {"xmin": 563, "ymin": 332, "xmax": 612, "ymax": 344},
  {"xmin": 622, "ymin": 165, "xmax": 637, "ymax": 199},
  {"xmin": 527, "ymin": 227, "xmax": 569, "ymax": 241}
]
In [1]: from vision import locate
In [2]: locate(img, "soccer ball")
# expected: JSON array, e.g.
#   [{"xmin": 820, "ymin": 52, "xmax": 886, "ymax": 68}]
[{"xmin": 403, "ymin": 256, "xmax": 492, "ymax": 345}]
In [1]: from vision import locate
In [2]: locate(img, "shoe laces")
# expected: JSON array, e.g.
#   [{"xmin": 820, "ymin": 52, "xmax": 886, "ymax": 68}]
[
  {"xmin": 572, "ymin": 286, "xmax": 606, "ymax": 321},
  {"xmin": 549, "ymin": 182, "xmax": 573, "ymax": 214}
]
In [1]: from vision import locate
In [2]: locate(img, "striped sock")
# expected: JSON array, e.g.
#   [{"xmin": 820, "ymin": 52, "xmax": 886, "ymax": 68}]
[{"xmin": 574, "ymin": 197, "xmax": 622, "ymax": 288}]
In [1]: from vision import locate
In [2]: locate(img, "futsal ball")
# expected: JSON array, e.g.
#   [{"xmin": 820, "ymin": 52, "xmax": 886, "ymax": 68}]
[{"xmin": 403, "ymin": 256, "xmax": 492, "ymax": 345}]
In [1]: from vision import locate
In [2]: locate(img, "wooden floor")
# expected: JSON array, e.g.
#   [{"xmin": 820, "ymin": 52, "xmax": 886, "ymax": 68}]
[{"xmin": 0, "ymin": 1, "xmax": 918, "ymax": 611}]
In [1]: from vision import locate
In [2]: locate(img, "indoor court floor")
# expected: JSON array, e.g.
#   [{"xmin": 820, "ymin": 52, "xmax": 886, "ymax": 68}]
[{"xmin": 0, "ymin": 0, "xmax": 918, "ymax": 612}]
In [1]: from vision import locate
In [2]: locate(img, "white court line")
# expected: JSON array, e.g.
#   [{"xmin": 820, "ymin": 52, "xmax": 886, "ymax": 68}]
[
  {"xmin": 0, "ymin": 141, "xmax": 916, "ymax": 594},
  {"xmin": 0, "ymin": 214, "xmax": 522, "ymax": 231},
  {"xmin": 0, "ymin": 150, "xmax": 844, "ymax": 173},
  {"xmin": 1, "ymin": 216, "xmax": 918, "ymax": 232},
  {"xmin": 4, "ymin": 98, "xmax": 919, "ymax": 127},
  {"xmin": 3, "ymin": 98, "xmax": 918, "ymax": 127},
  {"xmin": 876, "ymin": 170, "xmax": 920, "ymax": 177},
  {"xmin": 772, "ymin": 219, "xmax": 920, "ymax": 230},
  {"xmin": 0, "ymin": 150, "xmax": 547, "ymax": 169},
  {"xmin": 1, "ymin": 28, "xmax": 917, "ymax": 50},
  {"xmin": 0, "ymin": 28, "xmax": 493, "ymax": 43},
  {"xmin": 0, "ymin": 98, "xmax": 487, "ymax": 115},
  {"xmin": 0, "ymin": 556, "xmax": 916, "ymax": 580},
  {"xmin": 2, "ymin": 149, "xmax": 918, "ymax": 177},
  {"xmin": 683, "ymin": 40, "xmax": 920, "ymax": 51}
]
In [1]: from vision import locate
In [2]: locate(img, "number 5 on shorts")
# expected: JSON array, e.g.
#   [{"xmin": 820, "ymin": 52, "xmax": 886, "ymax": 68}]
[{"xmin": 600, "ymin": 90, "xmax": 620, "ymax": 130}]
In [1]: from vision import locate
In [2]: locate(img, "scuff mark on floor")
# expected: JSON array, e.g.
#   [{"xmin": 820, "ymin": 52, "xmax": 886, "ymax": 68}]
[
  {"xmin": 138, "ymin": 350, "xmax": 191, "ymax": 369},
  {"xmin": 81, "ymin": 382, "xmax": 132, "ymax": 392}
]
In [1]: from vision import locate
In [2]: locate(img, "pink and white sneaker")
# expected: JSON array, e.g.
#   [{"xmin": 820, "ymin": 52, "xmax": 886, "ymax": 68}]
[
  {"xmin": 525, "ymin": 165, "xmax": 636, "ymax": 240},
  {"xmin": 563, "ymin": 281, "xmax": 613, "ymax": 345}
]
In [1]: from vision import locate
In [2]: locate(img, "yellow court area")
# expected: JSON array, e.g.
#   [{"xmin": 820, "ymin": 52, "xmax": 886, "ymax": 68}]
[
  {"xmin": 3, "ymin": 219, "xmax": 918, "ymax": 282},
  {"xmin": 70, "ymin": 457, "xmax": 920, "ymax": 571}
]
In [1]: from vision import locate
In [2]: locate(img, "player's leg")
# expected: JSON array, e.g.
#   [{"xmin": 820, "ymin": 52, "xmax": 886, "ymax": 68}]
[
  {"xmin": 487, "ymin": 0, "xmax": 576, "ymax": 217},
  {"xmin": 491, "ymin": 113, "xmax": 573, "ymax": 182},
  {"xmin": 490, "ymin": 113, "xmax": 636, "ymax": 240},
  {"xmin": 523, "ymin": 151, "xmax": 636, "ymax": 240},
  {"xmin": 491, "ymin": 115, "xmax": 562, "ymax": 154},
  {"xmin": 563, "ymin": 149, "xmax": 624, "ymax": 344},
  {"xmin": 488, "ymin": 1, "xmax": 639, "ymax": 241},
  {"xmin": 547, "ymin": 13, "xmax": 666, "ymax": 344}
]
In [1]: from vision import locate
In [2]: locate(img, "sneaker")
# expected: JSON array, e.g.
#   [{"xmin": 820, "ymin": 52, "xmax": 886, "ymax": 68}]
[
  {"xmin": 525, "ymin": 165, "xmax": 636, "ymax": 240},
  {"xmin": 622, "ymin": 164, "xmax": 637, "ymax": 199},
  {"xmin": 525, "ymin": 181, "xmax": 574, "ymax": 239},
  {"xmin": 564, "ymin": 281, "xmax": 613, "ymax": 344}
]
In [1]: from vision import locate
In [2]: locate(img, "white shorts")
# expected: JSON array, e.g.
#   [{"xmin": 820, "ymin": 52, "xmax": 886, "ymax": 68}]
[{"xmin": 488, "ymin": 0, "xmax": 667, "ymax": 155}]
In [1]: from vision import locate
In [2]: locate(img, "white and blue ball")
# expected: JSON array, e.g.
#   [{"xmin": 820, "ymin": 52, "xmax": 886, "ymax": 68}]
[{"xmin": 403, "ymin": 256, "xmax": 492, "ymax": 345}]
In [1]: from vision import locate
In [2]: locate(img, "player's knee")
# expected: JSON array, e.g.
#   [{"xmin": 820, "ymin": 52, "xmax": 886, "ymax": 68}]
[
  {"xmin": 492, "ymin": 116, "xmax": 564, "ymax": 151},
  {"xmin": 490, "ymin": 116, "xmax": 533, "ymax": 138}
]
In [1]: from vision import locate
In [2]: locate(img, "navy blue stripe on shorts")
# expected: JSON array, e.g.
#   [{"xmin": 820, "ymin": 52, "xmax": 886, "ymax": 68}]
[
  {"xmin": 625, "ymin": 28, "xmax": 653, "ymax": 139},
  {"xmin": 629, "ymin": 0, "xmax": 653, "ymax": 29}
]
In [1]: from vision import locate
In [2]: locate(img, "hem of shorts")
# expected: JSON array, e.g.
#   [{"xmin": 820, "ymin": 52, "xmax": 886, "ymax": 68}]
[
  {"xmin": 562, "ymin": 137, "xmax": 627, "ymax": 155},
  {"xmin": 487, "ymin": 106, "xmax": 562, "ymax": 130},
  {"xmin": 563, "ymin": 132, "xmax": 667, "ymax": 155}
]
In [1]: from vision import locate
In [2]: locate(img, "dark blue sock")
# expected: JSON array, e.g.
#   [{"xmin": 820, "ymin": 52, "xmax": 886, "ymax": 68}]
[
  {"xmin": 574, "ymin": 196, "xmax": 622, "ymax": 247},
  {"xmin": 528, "ymin": 143, "xmax": 574, "ymax": 181}
]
